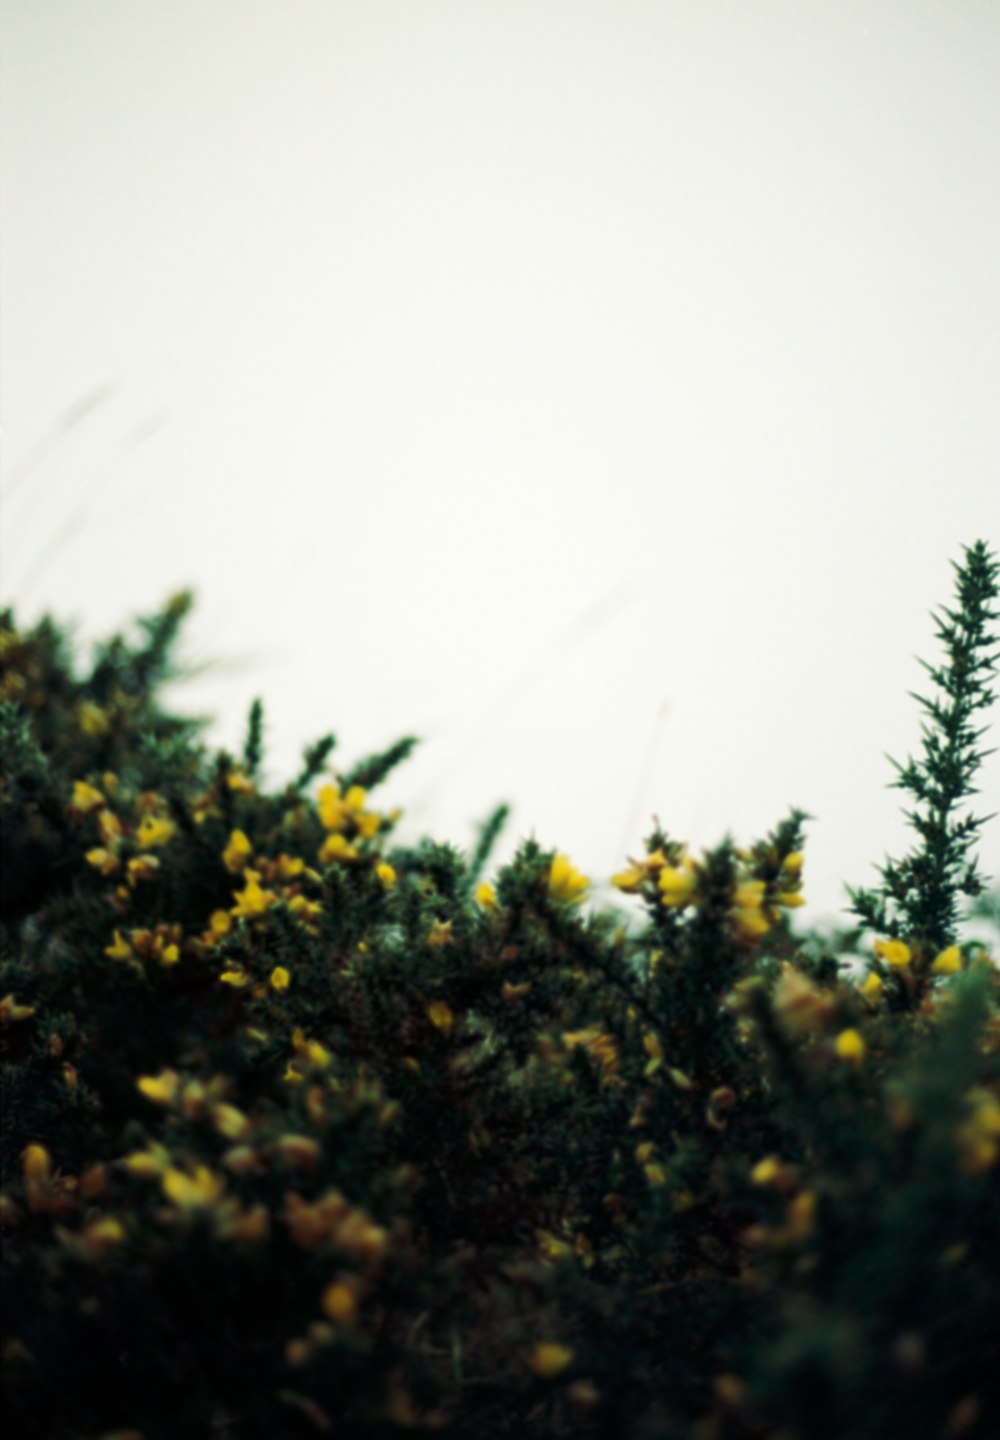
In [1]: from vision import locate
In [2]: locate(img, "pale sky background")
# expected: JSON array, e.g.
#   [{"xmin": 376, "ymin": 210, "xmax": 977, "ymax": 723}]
[{"xmin": 1, "ymin": 0, "xmax": 998, "ymax": 927}]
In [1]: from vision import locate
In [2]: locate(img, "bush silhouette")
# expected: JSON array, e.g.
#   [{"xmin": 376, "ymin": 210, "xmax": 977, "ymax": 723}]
[{"xmin": 1, "ymin": 545, "xmax": 998, "ymax": 1440}]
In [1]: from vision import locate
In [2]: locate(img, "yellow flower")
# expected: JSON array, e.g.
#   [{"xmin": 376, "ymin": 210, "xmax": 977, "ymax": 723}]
[
  {"xmin": 427, "ymin": 1001, "xmax": 455, "ymax": 1033},
  {"xmin": 932, "ymin": 945, "xmax": 963, "ymax": 975},
  {"xmin": 209, "ymin": 910, "xmax": 233, "ymax": 938},
  {"xmin": 612, "ymin": 865, "xmax": 645, "ymax": 894},
  {"xmin": 528, "ymin": 1343, "xmax": 575, "ymax": 1379},
  {"xmin": 60, "ymin": 1214, "xmax": 127, "ymax": 1261},
  {"xmin": 86, "ymin": 847, "xmax": 120, "ymax": 876},
  {"xmin": 782, "ymin": 851, "xmax": 805, "ymax": 874},
  {"xmin": 23, "ymin": 1144, "xmax": 52, "ymax": 1184},
  {"xmin": 644, "ymin": 1163, "xmax": 667, "ymax": 1186},
  {"xmin": 317, "ymin": 833, "xmax": 358, "ymax": 865},
  {"xmin": 121, "ymin": 1144, "xmax": 170, "ymax": 1179},
  {"xmin": 231, "ymin": 873, "xmax": 275, "ymax": 919},
  {"xmin": 548, "ymin": 853, "xmax": 589, "ymax": 904},
  {"xmin": 502, "ymin": 980, "xmax": 532, "ymax": 1002},
  {"xmin": 277, "ymin": 1135, "xmax": 321, "ymax": 1170},
  {"xmin": 731, "ymin": 879, "xmax": 770, "ymax": 941},
  {"xmin": 222, "ymin": 829, "xmax": 253, "ymax": 873},
  {"xmin": 317, "ymin": 784, "xmax": 349, "ymax": 832},
  {"xmin": 860, "ymin": 971, "xmax": 884, "ymax": 1001},
  {"xmin": 356, "ymin": 811, "xmax": 381, "ymax": 840},
  {"xmin": 834, "ymin": 1028, "xmax": 866, "ymax": 1063},
  {"xmin": 321, "ymin": 1279, "xmax": 360, "ymax": 1324},
  {"xmin": 211, "ymin": 1104, "xmax": 250, "ymax": 1141},
  {"xmin": 751, "ymin": 1156, "xmax": 782, "ymax": 1186},
  {"xmin": 475, "ymin": 880, "xmax": 498, "ymax": 910},
  {"xmin": 376, "ymin": 861, "xmax": 396, "ymax": 888},
  {"xmin": 161, "ymin": 1165, "xmax": 225, "ymax": 1211},
  {"xmin": 71, "ymin": 780, "xmax": 105, "ymax": 814},
  {"xmin": 733, "ymin": 880, "xmax": 766, "ymax": 909},
  {"xmin": 956, "ymin": 1088, "xmax": 1000, "ymax": 1173},
  {"xmin": 658, "ymin": 861, "xmax": 697, "ymax": 907},
  {"xmin": 270, "ymin": 966, "xmax": 291, "ymax": 992},
  {"xmin": 874, "ymin": 937, "xmax": 912, "ymax": 969},
  {"xmin": 614, "ymin": 848, "xmax": 670, "ymax": 894},
  {"xmin": 427, "ymin": 918, "xmax": 455, "ymax": 948},
  {"xmin": 219, "ymin": 968, "xmax": 250, "ymax": 988},
  {"xmin": 126, "ymin": 855, "xmax": 161, "ymax": 887},
  {"xmin": 0, "ymin": 994, "xmax": 37, "ymax": 1024},
  {"xmin": 137, "ymin": 1070, "xmax": 180, "ymax": 1107},
  {"xmin": 732, "ymin": 905, "xmax": 770, "ymax": 942},
  {"xmin": 136, "ymin": 814, "xmax": 177, "ymax": 849},
  {"xmin": 788, "ymin": 1190, "xmax": 817, "ymax": 1239},
  {"xmin": 226, "ymin": 768, "xmax": 256, "ymax": 795},
  {"xmin": 78, "ymin": 701, "xmax": 110, "ymax": 737},
  {"xmin": 291, "ymin": 1030, "xmax": 332, "ymax": 1071},
  {"xmin": 104, "ymin": 930, "xmax": 133, "ymax": 961},
  {"xmin": 776, "ymin": 891, "xmax": 806, "ymax": 908},
  {"xmin": 537, "ymin": 1229, "xmax": 574, "ymax": 1262},
  {"xmin": 288, "ymin": 895, "xmax": 322, "ymax": 929}
]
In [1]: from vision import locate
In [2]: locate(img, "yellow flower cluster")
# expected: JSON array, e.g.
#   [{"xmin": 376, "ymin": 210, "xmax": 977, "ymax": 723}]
[
  {"xmin": 134, "ymin": 1069, "xmax": 246, "ymax": 1129},
  {"xmin": 283, "ymin": 1188, "xmax": 394, "ymax": 1369},
  {"xmin": 283, "ymin": 1188, "xmax": 389, "ymax": 1260},
  {"xmin": 613, "ymin": 843, "xmax": 805, "ymax": 945},
  {"xmin": 315, "ymin": 783, "xmax": 384, "ymax": 865},
  {"xmin": 127, "ymin": 1152, "xmax": 269, "ymax": 1244},
  {"xmin": 548, "ymin": 853, "xmax": 590, "ymax": 904},
  {"xmin": 956, "ymin": 1088, "xmax": 1000, "ymax": 1174},
  {"xmin": 865, "ymin": 937, "xmax": 966, "ymax": 991},
  {"xmin": 283, "ymin": 1027, "xmax": 333, "ymax": 1085},
  {"xmin": 70, "ymin": 779, "xmax": 179, "ymax": 895},
  {"xmin": 612, "ymin": 846, "xmax": 680, "ymax": 897},
  {"xmin": 19, "ymin": 1144, "xmax": 77, "ymax": 1218},
  {"xmin": 105, "ymin": 924, "xmax": 183, "ymax": 968},
  {"xmin": 744, "ymin": 1185, "xmax": 819, "ymax": 1251}
]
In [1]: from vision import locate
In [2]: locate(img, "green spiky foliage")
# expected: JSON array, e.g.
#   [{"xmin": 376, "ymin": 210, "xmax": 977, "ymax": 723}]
[
  {"xmin": 1, "ymin": 548, "xmax": 998, "ymax": 1440},
  {"xmin": 848, "ymin": 540, "xmax": 999, "ymax": 956}
]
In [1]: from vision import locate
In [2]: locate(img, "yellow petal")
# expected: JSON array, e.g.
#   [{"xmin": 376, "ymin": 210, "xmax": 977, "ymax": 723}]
[
  {"xmin": 874, "ymin": 937, "xmax": 911, "ymax": 969},
  {"xmin": 834, "ymin": 1028, "xmax": 866, "ymax": 1062},
  {"xmin": 71, "ymin": 781, "xmax": 105, "ymax": 814},
  {"xmin": 548, "ymin": 853, "xmax": 589, "ymax": 903},
  {"xmin": 528, "ymin": 1343, "xmax": 575, "ymax": 1379},
  {"xmin": 428, "ymin": 1001, "xmax": 454, "ymax": 1033},
  {"xmin": 931, "ymin": 945, "xmax": 962, "ymax": 975}
]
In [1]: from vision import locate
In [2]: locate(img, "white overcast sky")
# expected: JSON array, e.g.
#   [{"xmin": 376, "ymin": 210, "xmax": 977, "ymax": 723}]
[{"xmin": 2, "ymin": 0, "xmax": 998, "ymax": 926}]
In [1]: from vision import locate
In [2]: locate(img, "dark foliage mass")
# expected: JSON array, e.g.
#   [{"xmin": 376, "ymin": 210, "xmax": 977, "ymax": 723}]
[{"xmin": 1, "ymin": 544, "xmax": 998, "ymax": 1440}]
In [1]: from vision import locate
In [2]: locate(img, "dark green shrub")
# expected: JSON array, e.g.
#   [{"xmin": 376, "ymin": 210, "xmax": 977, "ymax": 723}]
[{"xmin": 1, "ymin": 546, "xmax": 998, "ymax": 1440}]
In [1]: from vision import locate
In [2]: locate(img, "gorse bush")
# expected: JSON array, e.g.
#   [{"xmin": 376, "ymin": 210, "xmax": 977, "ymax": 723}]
[{"xmin": 1, "ymin": 542, "xmax": 998, "ymax": 1440}]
